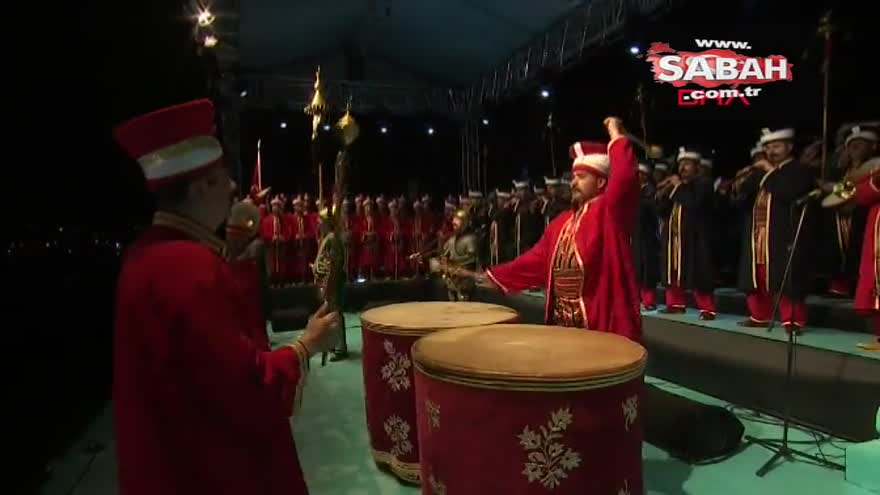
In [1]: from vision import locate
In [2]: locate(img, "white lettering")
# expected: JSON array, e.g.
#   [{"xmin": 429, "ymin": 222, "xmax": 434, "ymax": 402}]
[
  {"xmin": 683, "ymin": 57, "xmax": 714, "ymax": 80},
  {"xmin": 719, "ymin": 89, "xmax": 740, "ymax": 98},
  {"xmin": 715, "ymin": 58, "xmax": 739, "ymax": 80},
  {"xmin": 764, "ymin": 58, "xmax": 787, "ymax": 80},
  {"xmin": 693, "ymin": 39, "xmax": 752, "ymax": 50},
  {"xmin": 657, "ymin": 56, "xmax": 684, "ymax": 81},
  {"xmin": 691, "ymin": 90, "xmax": 705, "ymax": 100},
  {"xmin": 739, "ymin": 59, "xmax": 764, "ymax": 79},
  {"xmin": 705, "ymin": 89, "xmax": 718, "ymax": 98}
]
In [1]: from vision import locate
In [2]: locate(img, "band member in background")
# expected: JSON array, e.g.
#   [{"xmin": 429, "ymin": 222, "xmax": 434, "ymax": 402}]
[
  {"xmin": 381, "ymin": 199, "xmax": 411, "ymax": 280},
  {"xmin": 226, "ymin": 199, "xmax": 271, "ymax": 349},
  {"xmin": 111, "ymin": 99, "xmax": 341, "ymax": 495},
  {"xmin": 653, "ymin": 162, "xmax": 669, "ymax": 184},
  {"xmin": 634, "ymin": 162, "xmax": 661, "ymax": 310},
  {"xmin": 261, "ymin": 196, "xmax": 292, "ymax": 286},
  {"xmin": 489, "ymin": 189, "xmax": 515, "ymax": 265},
  {"xmin": 410, "ymin": 200, "xmax": 432, "ymax": 275},
  {"xmin": 853, "ymin": 165, "xmax": 880, "ymax": 350},
  {"xmin": 657, "ymin": 148, "xmax": 717, "ymax": 320},
  {"xmin": 474, "ymin": 117, "xmax": 641, "ymax": 342},
  {"xmin": 438, "ymin": 198, "xmax": 457, "ymax": 247},
  {"xmin": 699, "ymin": 157, "xmax": 714, "ymax": 178},
  {"xmin": 432, "ymin": 208, "xmax": 480, "ymax": 301},
  {"xmin": 512, "ymin": 179, "xmax": 541, "ymax": 256},
  {"xmin": 736, "ymin": 128, "xmax": 816, "ymax": 333},
  {"xmin": 820, "ymin": 125, "xmax": 878, "ymax": 297},
  {"xmin": 341, "ymin": 198, "xmax": 356, "ymax": 281},
  {"xmin": 356, "ymin": 197, "xmax": 382, "ymax": 280},
  {"xmin": 542, "ymin": 176, "xmax": 568, "ymax": 226},
  {"xmin": 290, "ymin": 197, "xmax": 317, "ymax": 284}
]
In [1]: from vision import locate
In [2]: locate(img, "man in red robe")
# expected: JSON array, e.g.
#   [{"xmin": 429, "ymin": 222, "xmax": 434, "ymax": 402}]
[
  {"xmin": 476, "ymin": 117, "xmax": 641, "ymax": 342},
  {"xmin": 260, "ymin": 196, "xmax": 292, "ymax": 286},
  {"xmin": 356, "ymin": 197, "xmax": 382, "ymax": 279},
  {"xmin": 854, "ymin": 165, "xmax": 880, "ymax": 350},
  {"xmin": 111, "ymin": 99, "xmax": 341, "ymax": 495},
  {"xmin": 381, "ymin": 199, "xmax": 412, "ymax": 279},
  {"xmin": 290, "ymin": 196, "xmax": 317, "ymax": 284}
]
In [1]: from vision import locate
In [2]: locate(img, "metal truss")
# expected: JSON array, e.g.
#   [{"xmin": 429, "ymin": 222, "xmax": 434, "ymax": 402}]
[{"xmin": 459, "ymin": 0, "xmax": 680, "ymax": 115}]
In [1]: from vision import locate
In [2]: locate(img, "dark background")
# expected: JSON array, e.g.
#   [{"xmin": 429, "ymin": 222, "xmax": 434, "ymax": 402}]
[{"xmin": 9, "ymin": 0, "xmax": 879, "ymax": 490}]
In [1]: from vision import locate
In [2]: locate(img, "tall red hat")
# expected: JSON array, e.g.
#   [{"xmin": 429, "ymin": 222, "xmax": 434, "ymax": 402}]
[
  {"xmin": 569, "ymin": 140, "xmax": 609, "ymax": 177},
  {"xmin": 113, "ymin": 99, "xmax": 223, "ymax": 191}
]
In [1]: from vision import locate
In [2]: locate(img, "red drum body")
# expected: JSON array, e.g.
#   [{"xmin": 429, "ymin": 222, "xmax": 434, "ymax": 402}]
[
  {"xmin": 412, "ymin": 324, "xmax": 647, "ymax": 495},
  {"xmin": 360, "ymin": 302, "xmax": 518, "ymax": 483}
]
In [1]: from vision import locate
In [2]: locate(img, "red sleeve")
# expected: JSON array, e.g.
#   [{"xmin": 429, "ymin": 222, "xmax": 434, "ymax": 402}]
[
  {"xmin": 855, "ymin": 172, "xmax": 880, "ymax": 207},
  {"xmin": 162, "ymin": 248, "xmax": 311, "ymax": 437},
  {"xmin": 486, "ymin": 215, "xmax": 560, "ymax": 294},
  {"xmin": 606, "ymin": 136, "xmax": 639, "ymax": 229},
  {"xmin": 259, "ymin": 216, "xmax": 273, "ymax": 241}
]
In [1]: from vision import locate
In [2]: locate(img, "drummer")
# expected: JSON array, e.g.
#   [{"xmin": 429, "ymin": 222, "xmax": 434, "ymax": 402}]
[{"xmin": 469, "ymin": 117, "xmax": 642, "ymax": 342}]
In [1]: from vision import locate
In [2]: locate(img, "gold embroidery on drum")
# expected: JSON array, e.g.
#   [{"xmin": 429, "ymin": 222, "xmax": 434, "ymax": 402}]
[
  {"xmin": 429, "ymin": 474, "xmax": 446, "ymax": 495},
  {"xmin": 518, "ymin": 407, "xmax": 582, "ymax": 489},
  {"xmin": 381, "ymin": 340, "xmax": 412, "ymax": 391},
  {"xmin": 425, "ymin": 399, "xmax": 440, "ymax": 430},
  {"xmin": 618, "ymin": 479, "xmax": 630, "ymax": 495},
  {"xmin": 384, "ymin": 415, "xmax": 414, "ymax": 456},
  {"xmin": 622, "ymin": 395, "xmax": 638, "ymax": 432}
]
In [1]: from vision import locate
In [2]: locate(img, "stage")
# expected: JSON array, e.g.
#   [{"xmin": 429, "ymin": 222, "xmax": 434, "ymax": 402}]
[
  {"xmin": 38, "ymin": 279, "xmax": 879, "ymax": 494},
  {"xmin": 42, "ymin": 313, "xmax": 875, "ymax": 495}
]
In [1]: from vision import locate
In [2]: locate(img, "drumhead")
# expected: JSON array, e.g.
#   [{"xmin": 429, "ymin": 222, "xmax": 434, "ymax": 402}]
[
  {"xmin": 360, "ymin": 301, "xmax": 518, "ymax": 335},
  {"xmin": 412, "ymin": 324, "xmax": 647, "ymax": 390}
]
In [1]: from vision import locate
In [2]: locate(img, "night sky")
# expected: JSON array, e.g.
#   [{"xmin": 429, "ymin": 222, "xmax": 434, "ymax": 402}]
[{"xmin": 19, "ymin": 0, "xmax": 878, "ymax": 234}]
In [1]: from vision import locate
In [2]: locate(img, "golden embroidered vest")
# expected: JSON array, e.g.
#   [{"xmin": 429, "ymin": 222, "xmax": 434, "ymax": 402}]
[{"xmin": 551, "ymin": 209, "xmax": 585, "ymax": 328}]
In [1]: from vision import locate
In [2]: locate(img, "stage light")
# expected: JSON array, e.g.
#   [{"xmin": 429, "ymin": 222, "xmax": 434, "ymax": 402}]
[
  {"xmin": 482, "ymin": 118, "xmax": 489, "ymax": 125},
  {"xmin": 239, "ymin": 90, "xmax": 248, "ymax": 98},
  {"xmin": 197, "ymin": 9, "xmax": 215, "ymax": 27},
  {"xmin": 203, "ymin": 35, "xmax": 218, "ymax": 48},
  {"xmin": 427, "ymin": 126, "xmax": 435, "ymax": 136},
  {"xmin": 323, "ymin": 123, "xmax": 331, "ymax": 131},
  {"xmin": 629, "ymin": 45, "xmax": 640, "ymax": 55},
  {"xmin": 540, "ymin": 88, "xmax": 550, "ymax": 99},
  {"xmin": 280, "ymin": 121, "xmax": 288, "ymax": 129},
  {"xmin": 380, "ymin": 126, "xmax": 388, "ymax": 134}
]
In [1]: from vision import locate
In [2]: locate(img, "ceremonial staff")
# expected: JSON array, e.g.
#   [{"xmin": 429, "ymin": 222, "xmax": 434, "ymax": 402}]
[{"xmin": 817, "ymin": 11, "xmax": 835, "ymax": 182}]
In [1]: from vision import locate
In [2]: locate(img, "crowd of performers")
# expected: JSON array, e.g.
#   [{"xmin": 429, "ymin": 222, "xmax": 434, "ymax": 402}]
[
  {"xmin": 628, "ymin": 123, "xmax": 879, "ymax": 350},
  {"xmin": 108, "ymin": 97, "xmax": 879, "ymax": 494},
  {"xmin": 241, "ymin": 121, "xmax": 880, "ymax": 351},
  {"xmin": 240, "ymin": 180, "xmax": 570, "ymax": 286}
]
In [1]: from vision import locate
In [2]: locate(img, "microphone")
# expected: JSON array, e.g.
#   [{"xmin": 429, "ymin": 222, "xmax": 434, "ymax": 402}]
[{"xmin": 794, "ymin": 188, "xmax": 822, "ymax": 206}]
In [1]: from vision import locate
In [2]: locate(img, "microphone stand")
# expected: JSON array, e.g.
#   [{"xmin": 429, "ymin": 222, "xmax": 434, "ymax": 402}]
[{"xmin": 745, "ymin": 199, "xmax": 844, "ymax": 476}]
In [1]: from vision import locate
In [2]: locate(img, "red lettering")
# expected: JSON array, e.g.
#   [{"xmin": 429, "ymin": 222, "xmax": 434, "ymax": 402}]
[{"xmin": 677, "ymin": 89, "xmax": 702, "ymax": 106}]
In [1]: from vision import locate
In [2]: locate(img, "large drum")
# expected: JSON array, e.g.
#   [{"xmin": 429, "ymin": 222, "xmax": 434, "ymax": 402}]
[
  {"xmin": 412, "ymin": 324, "xmax": 647, "ymax": 495},
  {"xmin": 361, "ymin": 302, "xmax": 519, "ymax": 483}
]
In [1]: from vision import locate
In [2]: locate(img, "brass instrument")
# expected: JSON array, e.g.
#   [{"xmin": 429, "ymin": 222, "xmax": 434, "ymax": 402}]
[
  {"xmin": 654, "ymin": 175, "xmax": 678, "ymax": 199},
  {"xmin": 821, "ymin": 160, "xmax": 878, "ymax": 208}
]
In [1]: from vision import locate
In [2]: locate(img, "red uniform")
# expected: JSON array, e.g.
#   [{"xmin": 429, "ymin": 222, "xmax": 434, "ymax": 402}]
[
  {"xmin": 854, "ymin": 171, "xmax": 880, "ymax": 338},
  {"xmin": 357, "ymin": 212, "xmax": 382, "ymax": 277},
  {"xmin": 381, "ymin": 214, "xmax": 412, "ymax": 279},
  {"xmin": 260, "ymin": 212, "xmax": 292, "ymax": 285},
  {"xmin": 487, "ymin": 137, "xmax": 641, "ymax": 342},
  {"xmin": 114, "ymin": 213, "xmax": 311, "ymax": 495},
  {"xmin": 112, "ymin": 99, "xmax": 313, "ymax": 495},
  {"xmin": 289, "ymin": 212, "xmax": 317, "ymax": 283},
  {"xmin": 411, "ymin": 209, "xmax": 433, "ymax": 274}
]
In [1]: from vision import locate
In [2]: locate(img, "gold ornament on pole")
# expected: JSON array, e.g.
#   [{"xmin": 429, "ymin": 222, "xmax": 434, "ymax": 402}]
[{"xmin": 304, "ymin": 66, "xmax": 328, "ymax": 141}]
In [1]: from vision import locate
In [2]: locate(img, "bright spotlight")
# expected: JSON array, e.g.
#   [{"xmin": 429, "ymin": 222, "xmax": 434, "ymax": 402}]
[
  {"xmin": 323, "ymin": 123, "xmax": 331, "ymax": 131},
  {"xmin": 280, "ymin": 121, "xmax": 288, "ymax": 129},
  {"xmin": 203, "ymin": 35, "xmax": 218, "ymax": 48},
  {"xmin": 380, "ymin": 126, "xmax": 388, "ymax": 134},
  {"xmin": 427, "ymin": 127, "xmax": 435, "ymax": 136},
  {"xmin": 197, "ymin": 10, "xmax": 215, "ymax": 27},
  {"xmin": 540, "ymin": 89, "xmax": 550, "ymax": 99},
  {"xmin": 482, "ymin": 118, "xmax": 489, "ymax": 125},
  {"xmin": 629, "ymin": 45, "xmax": 641, "ymax": 55},
  {"xmin": 239, "ymin": 90, "xmax": 248, "ymax": 98}
]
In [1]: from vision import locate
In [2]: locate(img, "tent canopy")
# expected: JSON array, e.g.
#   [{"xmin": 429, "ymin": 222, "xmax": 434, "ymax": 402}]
[{"xmin": 240, "ymin": 0, "xmax": 584, "ymax": 85}]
